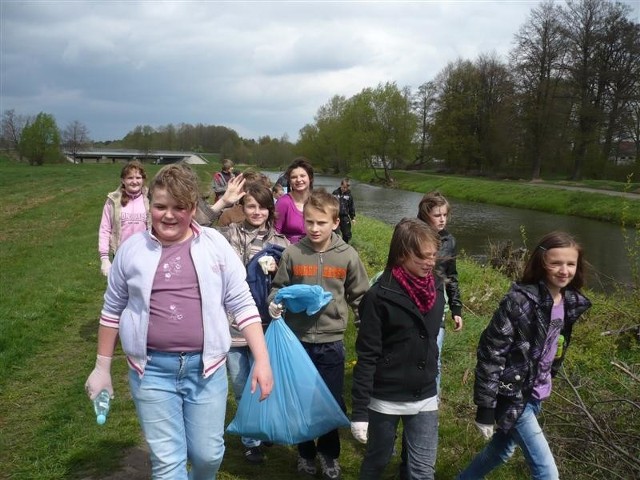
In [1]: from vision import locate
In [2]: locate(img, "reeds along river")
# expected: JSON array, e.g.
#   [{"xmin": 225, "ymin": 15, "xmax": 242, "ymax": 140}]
[{"xmin": 265, "ymin": 172, "xmax": 633, "ymax": 293}]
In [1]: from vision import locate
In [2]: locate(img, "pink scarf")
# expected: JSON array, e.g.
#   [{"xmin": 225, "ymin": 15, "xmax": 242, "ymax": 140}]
[{"xmin": 392, "ymin": 265, "xmax": 436, "ymax": 313}]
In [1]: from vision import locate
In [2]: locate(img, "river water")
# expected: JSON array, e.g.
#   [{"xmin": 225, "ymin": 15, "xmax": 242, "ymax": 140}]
[{"xmin": 266, "ymin": 172, "xmax": 634, "ymax": 292}]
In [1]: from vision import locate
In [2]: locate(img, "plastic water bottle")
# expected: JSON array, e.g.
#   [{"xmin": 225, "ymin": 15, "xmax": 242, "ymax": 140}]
[{"xmin": 94, "ymin": 389, "xmax": 111, "ymax": 425}]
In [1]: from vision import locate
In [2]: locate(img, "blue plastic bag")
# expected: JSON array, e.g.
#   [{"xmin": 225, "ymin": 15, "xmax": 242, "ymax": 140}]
[
  {"xmin": 227, "ymin": 287, "xmax": 349, "ymax": 445},
  {"xmin": 273, "ymin": 284, "xmax": 333, "ymax": 316}
]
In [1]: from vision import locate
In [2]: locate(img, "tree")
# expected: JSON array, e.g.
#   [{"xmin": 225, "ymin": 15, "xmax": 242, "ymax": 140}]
[
  {"xmin": 347, "ymin": 82, "xmax": 418, "ymax": 183},
  {"xmin": 1, "ymin": 109, "xmax": 29, "ymax": 161},
  {"xmin": 62, "ymin": 120, "xmax": 91, "ymax": 163},
  {"xmin": 596, "ymin": 10, "xmax": 640, "ymax": 174},
  {"xmin": 511, "ymin": 1, "xmax": 568, "ymax": 179},
  {"xmin": 561, "ymin": 0, "xmax": 617, "ymax": 179},
  {"xmin": 411, "ymin": 81, "xmax": 438, "ymax": 167},
  {"xmin": 429, "ymin": 59, "xmax": 483, "ymax": 173},
  {"xmin": 20, "ymin": 112, "xmax": 61, "ymax": 165},
  {"xmin": 475, "ymin": 53, "xmax": 517, "ymax": 174}
]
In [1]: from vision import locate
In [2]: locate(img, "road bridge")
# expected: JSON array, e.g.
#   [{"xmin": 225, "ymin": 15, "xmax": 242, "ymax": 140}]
[{"xmin": 64, "ymin": 149, "xmax": 208, "ymax": 165}]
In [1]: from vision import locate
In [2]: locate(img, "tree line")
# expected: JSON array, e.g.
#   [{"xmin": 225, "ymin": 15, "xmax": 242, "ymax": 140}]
[
  {"xmin": 2, "ymin": 0, "xmax": 639, "ymax": 183},
  {"xmin": 299, "ymin": 0, "xmax": 640, "ymax": 183}
]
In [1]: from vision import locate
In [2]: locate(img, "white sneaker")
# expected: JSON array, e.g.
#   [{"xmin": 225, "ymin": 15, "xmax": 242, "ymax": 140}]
[
  {"xmin": 318, "ymin": 453, "xmax": 341, "ymax": 480},
  {"xmin": 297, "ymin": 456, "xmax": 317, "ymax": 476}
]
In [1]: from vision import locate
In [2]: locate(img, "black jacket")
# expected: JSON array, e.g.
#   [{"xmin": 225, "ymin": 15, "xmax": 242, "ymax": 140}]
[
  {"xmin": 437, "ymin": 229, "xmax": 462, "ymax": 318},
  {"xmin": 351, "ymin": 270, "xmax": 445, "ymax": 422},
  {"xmin": 474, "ymin": 281, "xmax": 591, "ymax": 431},
  {"xmin": 332, "ymin": 188, "xmax": 356, "ymax": 219}
]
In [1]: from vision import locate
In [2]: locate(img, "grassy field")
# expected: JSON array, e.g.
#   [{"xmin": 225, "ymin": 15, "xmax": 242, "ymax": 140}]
[{"xmin": 1, "ymin": 158, "xmax": 638, "ymax": 479}]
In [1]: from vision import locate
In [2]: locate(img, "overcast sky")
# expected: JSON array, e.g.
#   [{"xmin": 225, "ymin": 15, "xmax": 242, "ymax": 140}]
[{"xmin": 2, "ymin": 1, "xmax": 639, "ymax": 142}]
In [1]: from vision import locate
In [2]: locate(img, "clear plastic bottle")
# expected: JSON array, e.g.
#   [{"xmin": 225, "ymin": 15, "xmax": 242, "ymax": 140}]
[{"xmin": 94, "ymin": 389, "xmax": 111, "ymax": 425}]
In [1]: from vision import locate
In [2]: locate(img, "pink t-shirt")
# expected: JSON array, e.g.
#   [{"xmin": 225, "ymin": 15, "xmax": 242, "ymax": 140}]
[
  {"xmin": 532, "ymin": 302, "xmax": 564, "ymax": 400},
  {"xmin": 147, "ymin": 237, "xmax": 204, "ymax": 352},
  {"xmin": 98, "ymin": 193, "xmax": 148, "ymax": 258},
  {"xmin": 274, "ymin": 193, "xmax": 305, "ymax": 243}
]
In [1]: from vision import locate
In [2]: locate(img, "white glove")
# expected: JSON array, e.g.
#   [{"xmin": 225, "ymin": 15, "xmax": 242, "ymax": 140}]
[
  {"xmin": 475, "ymin": 421, "xmax": 494, "ymax": 440},
  {"xmin": 100, "ymin": 258, "xmax": 112, "ymax": 277},
  {"xmin": 351, "ymin": 422, "xmax": 368, "ymax": 444},
  {"xmin": 258, "ymin": 255, "xmax": 276, "ymax": 275},
  {"xmin": 268, "ymin": 302, "xmax": 283, "ymax": 319},
  {"xmin": 85, "ymin": 355, "xmax": 114, "ymax": 400}
]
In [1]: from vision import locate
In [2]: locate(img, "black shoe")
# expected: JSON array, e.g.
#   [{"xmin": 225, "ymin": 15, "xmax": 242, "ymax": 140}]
[
  {"xmin": 244, "ymin": 446, "xmax": 265, "ymax": 464},
  {"xmin": 263, "ymin": 441, "xmax": 274, "ymax": 447}
]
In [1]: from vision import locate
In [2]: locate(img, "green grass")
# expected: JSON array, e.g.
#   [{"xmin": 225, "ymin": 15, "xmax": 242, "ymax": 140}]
[{"xmin": 1, "ymin": 158, "xmax": 638, "ymax": 479}]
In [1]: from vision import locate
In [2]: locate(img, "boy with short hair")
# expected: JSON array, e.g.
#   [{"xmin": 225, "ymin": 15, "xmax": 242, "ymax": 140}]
[{"xmin": 268, "ymin": 189, "xmax": 369, "ymax": 480}]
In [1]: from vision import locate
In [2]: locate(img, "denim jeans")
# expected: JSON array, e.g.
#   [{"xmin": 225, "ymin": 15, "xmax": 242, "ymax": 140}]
[
  {"xmin": 360, "ymin": 409, "xmax": 438, "ymax": 480},
  {"xmin": 457, "ymin": 401, "xmax": 558, "ymax": 480},
  {"xmin": 227, "ymin": 346, "xmax": 261, "ymax": 449},
  {"xmin": 298, "ymin": 341, "xmax": 346, "ymax": 461},
  {"xmin": 128, "ymin": 350, "xmax": 228, "ymax": 480}
]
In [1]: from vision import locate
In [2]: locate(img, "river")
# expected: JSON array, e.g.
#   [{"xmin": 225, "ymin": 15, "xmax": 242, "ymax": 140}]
[{"xmin": 266, "ymin": 172, "xmax": 634, "ymax": 292}]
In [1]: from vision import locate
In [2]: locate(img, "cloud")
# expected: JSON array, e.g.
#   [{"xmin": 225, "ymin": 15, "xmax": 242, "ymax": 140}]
[{"xmin": 1, "ymin": 0, "xmax": 638, "ymax": 142}]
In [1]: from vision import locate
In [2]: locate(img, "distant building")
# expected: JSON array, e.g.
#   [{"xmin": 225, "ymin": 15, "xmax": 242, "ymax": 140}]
[{"xmin": 611, "ymin": 141, "xmax": 638, "ymax": 166}]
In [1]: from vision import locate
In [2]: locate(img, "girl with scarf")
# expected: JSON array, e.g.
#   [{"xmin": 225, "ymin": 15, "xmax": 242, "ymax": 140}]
[{"xmin": 351, "ymin": 218, "xmax": 445, "ymax": 480}]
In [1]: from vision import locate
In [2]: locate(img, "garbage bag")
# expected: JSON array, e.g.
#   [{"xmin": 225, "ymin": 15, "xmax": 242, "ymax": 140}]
[
  {"xmin": 274, "ymin": 284, "xmax": 333, "ymax": 315},
  {"xmin": 226, "ymin": 317, "xmax": 349, "ymax": 445}
]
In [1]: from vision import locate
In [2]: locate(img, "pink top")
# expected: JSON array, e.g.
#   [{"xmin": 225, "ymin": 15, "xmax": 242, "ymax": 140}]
[
  {"xmin": 98, "ymin": 192, "xmax": 148, "ymax": 259},
  {"xmin": 274, "ymin": 193, "xmax": 305, "ymax": 243},
  {"xmin": 147, "ymin": 237, "xmax": 204, "ymax": 351},
  {"xmin": 531, "ymin": 302, "xmax": 565, "ymax": 400}
]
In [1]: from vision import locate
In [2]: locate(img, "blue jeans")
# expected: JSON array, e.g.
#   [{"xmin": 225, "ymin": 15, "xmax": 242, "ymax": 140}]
[
  {"xmin": 227, "ymin": 346, "xmax": 261, "ymax": 449},
  {"xmin": 457, "ymin": 401, "xmax": 558, "ymax": 480},
  {"xmin": 128, "ymin": 351, "xmax": 228, "ymax": 480},
  {"xmin": 298, "ymin": 341, "xmax": 346, "ymax": 460},
  {"xmin": 360, "ymin": 409, "xmax": 438, "ymax": 480}
]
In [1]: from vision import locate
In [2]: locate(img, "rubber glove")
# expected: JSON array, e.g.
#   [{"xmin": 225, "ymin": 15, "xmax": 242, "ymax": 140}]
[
  {"xmin": 100, "ymin": 258, "xmax": 112, "ymax": 277},
  {"xmin": 258, "ymin": 255, "xmax": 276, "ymax": 274},
  {"xmin": 268, "ymin": 301, "xmax": 283, "ymax": 319},
  {"xmin": 351, "ymin": 422, "xmax": 368, "ymax": 444},
  {"xmin": 475, "ymin": 421, "xmax": 494, "ymax": 440},
  {"xmin": 85, "ymin": 355, "xmax": 114, "ymax": 400}
]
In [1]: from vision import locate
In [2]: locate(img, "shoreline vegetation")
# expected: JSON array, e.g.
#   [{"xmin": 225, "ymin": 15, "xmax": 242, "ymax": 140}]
[
  {"xmin": 347, "ymin": 167, "xmax": 640, "ymax": 226},
  {"xmin": 1, "ymin": 158, "xmax": 638, "ymax": 479}
]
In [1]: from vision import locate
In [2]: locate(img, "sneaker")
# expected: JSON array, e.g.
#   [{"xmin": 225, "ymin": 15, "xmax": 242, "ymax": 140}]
[
  {"xmin": 318, "ymin": 453, "xmax": 341, "ymax": 480},
  {"xmin": 244, "ymin": 446, "xmax": 264, "ymax": 464},
  {"xmin": 297, "ymin": 456, "xmax": 317, "ymax": 476}
]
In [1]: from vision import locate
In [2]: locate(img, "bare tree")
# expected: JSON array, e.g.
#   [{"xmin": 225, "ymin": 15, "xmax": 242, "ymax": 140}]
[
  {"xmin": 62, "ymin": 120, "xmax": 91, "ymax": 163},
  {"xmin": 511, "ymin": 1, "xmax": 567, "ymax": 179},
  {"xmin": 411, "ymin": 81, "xmax": 438, "ymax": 167},
  {"xmin": 1, "ymin": 109, "xmax": 29, "ymax": 161}
]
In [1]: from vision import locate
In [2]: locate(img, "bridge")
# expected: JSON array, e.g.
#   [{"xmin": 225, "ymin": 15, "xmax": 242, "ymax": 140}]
[{"xmin": 63, "ymin": 149, "xmax": 208, "ymax": 165}]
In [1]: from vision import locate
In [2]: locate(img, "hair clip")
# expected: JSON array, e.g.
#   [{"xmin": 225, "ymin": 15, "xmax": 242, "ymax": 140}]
[{"xmin": 538, "ymin": 245, "xmax": 547, "ymax": 251}]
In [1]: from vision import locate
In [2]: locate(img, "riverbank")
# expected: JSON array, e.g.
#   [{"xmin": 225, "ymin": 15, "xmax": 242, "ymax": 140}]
[{"xmin": 349, "ymin": 168, "xmax": 640, "ymax": 226}]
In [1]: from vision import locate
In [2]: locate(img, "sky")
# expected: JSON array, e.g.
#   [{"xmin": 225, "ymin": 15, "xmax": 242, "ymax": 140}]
[{"xmin": 2, "ymin": 1, "xmax": 639, "ymax": 143}]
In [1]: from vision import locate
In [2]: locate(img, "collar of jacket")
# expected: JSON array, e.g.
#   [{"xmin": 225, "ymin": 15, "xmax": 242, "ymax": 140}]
[
  {"xmin": 297, "ymin": 232, "xmax": 349, "ymax": 253},
  {"xmin": 512, "ymin": 281, "xmax": 591, "ymax": 317}
]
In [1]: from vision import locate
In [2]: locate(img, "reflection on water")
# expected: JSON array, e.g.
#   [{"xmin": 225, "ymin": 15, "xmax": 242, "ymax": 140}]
[{"xmin": 265, "ymin": 172, "xmax": 632, "ymax": 291}]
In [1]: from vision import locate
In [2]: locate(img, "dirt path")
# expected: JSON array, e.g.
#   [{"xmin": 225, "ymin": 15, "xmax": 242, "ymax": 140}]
[
  {"xmin": 527, "ymin": 181, "xmax": 640, "ymax": 199},
  {"xmin": 81, "ymin": 446, "xmax": 151, "ymax": 480}
]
